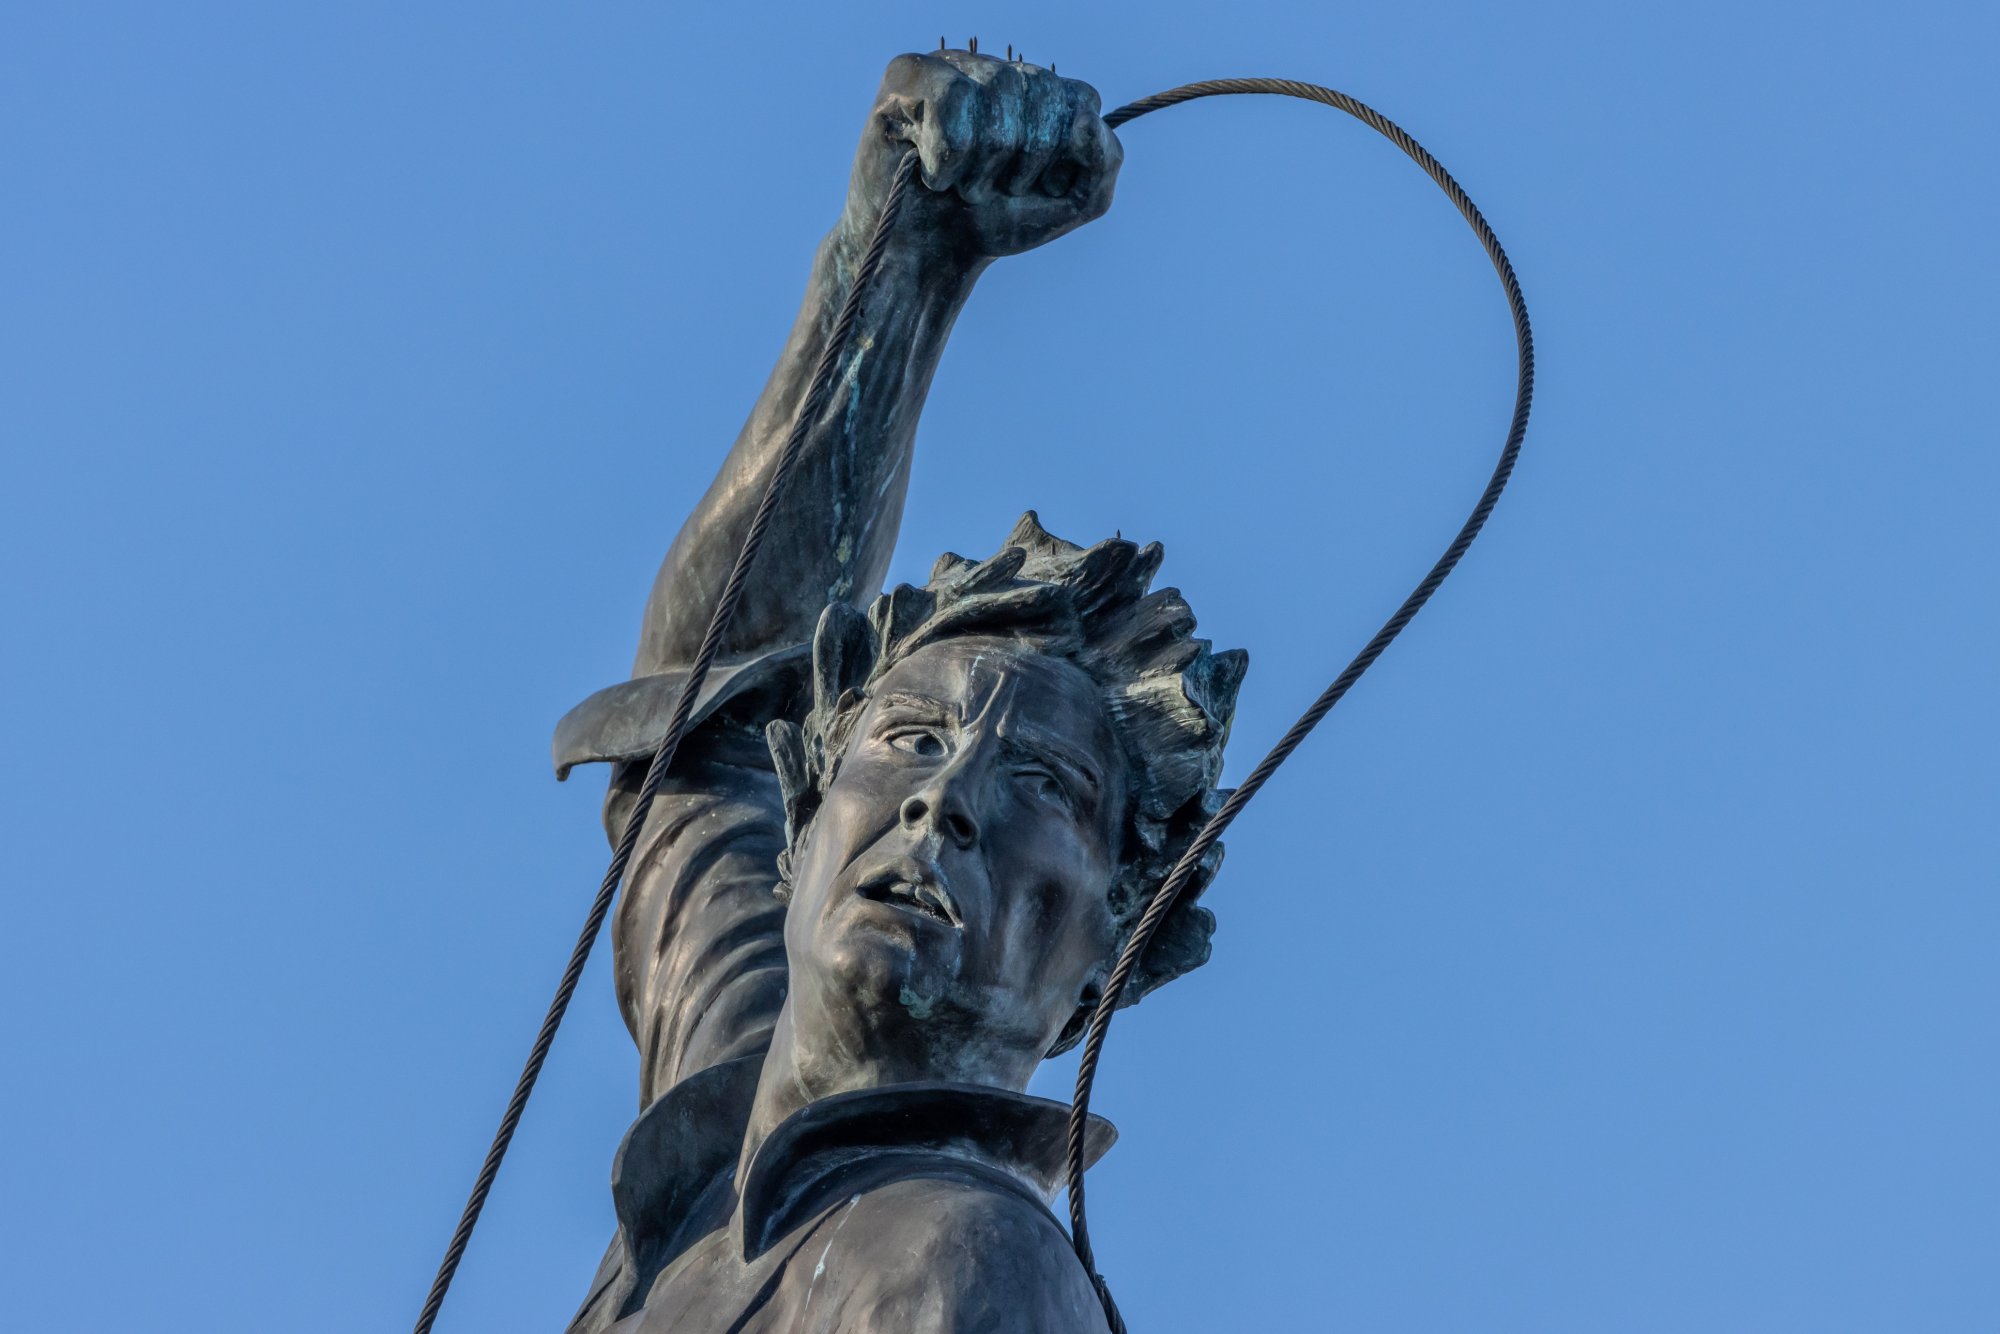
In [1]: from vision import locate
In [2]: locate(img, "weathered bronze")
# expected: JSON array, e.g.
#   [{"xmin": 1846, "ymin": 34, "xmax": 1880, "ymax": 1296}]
[{"xmin": 554, "ymin": 50, "xmax": 1242, "ymax": 1334}]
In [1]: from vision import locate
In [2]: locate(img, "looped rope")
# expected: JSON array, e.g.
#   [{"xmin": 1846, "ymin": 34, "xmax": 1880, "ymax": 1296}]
[
  {"xmin": 409, "ymin": 153, "xmax": 923, "ymax": 1334},
  {"xmin": 1064, "ymin": 78, "xmax": 1534, "ymax": 1329},
  {"xmin": 411, "ymin": 72, "xmax": 1532, "ymax": 1334}
]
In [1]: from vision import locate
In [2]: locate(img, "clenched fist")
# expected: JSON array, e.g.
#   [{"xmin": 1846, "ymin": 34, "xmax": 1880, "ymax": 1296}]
[{"xmin": 847, "ymin": 50, "xmax": 1122, "ymax": 260}]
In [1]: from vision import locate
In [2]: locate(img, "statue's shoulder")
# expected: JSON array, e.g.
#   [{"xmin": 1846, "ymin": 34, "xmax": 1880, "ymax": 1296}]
[{"xmin": 825, "ymin": 1177, "xmax": 1107, "ymax": 1333}]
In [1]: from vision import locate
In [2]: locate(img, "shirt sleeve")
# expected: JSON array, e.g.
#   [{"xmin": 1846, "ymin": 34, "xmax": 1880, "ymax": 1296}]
[{"xmin": 607, "ymin": 705, "xmax": 793, "ymax": 1108}]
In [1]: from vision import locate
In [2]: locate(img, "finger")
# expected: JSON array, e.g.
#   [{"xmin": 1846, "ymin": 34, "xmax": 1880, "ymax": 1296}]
[
  {"xmin": 1067, "ymin": 73, "xmax": 1104, "ymax": 123},
  {"xmin": 1075, "ymin": 113, "xmax": 1122, "ymax": 220},
  {"xmin": 878, "ymin": 52, "xmax": 930, "ymax": 100},
  {"xmin": 1001, "ymin": 68, "xmax": 1067, "ymax": 198},
  {"xmin": 911, "ymin": 63, "xmax": 978, "ymax": 194},
  {"xmin": 1046, "ymin": 89, "xmax": 1110, "ymax": 202},
  {"xmin": 955, "ymin": 60, "xmax": 1024, "ymax": 204},
  {"xmin": 1037, "ymin": 86, "xmax": 1092, "ymax": 198}
]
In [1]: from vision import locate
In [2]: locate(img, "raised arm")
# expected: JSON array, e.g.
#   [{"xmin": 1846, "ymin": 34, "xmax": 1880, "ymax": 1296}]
[
  {"xmin": 560, "ymin": 59, "xmax": 1123, "ymax": 1330},
  {"xmin": 631, "ymin": 50, "xmax": 1121, "ymax": 676}
]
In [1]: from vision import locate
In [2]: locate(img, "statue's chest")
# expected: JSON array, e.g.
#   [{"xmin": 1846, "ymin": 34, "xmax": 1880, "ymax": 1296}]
[{"xmin": 619, "ymin": 1198, "xmax": 861, "ymax": 1334}]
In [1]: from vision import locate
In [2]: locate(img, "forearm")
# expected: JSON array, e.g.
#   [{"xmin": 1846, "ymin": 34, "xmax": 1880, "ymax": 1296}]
[
  {"xmin": 632, "ymin": 215, "xmax": 983, "ymax": 677},
  {"xmin": 631, "ymin": 49, "xmax": 1119, "ymax": 678}
]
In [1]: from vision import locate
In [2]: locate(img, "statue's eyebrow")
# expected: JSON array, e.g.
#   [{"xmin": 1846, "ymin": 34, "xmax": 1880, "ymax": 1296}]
[
  {"xmin": 1001, "ymin": 731, "xmax": 1102, "ymax": 795},
  {"xmin": 872, "ymin": 691, "xmax": 953, "ymax": 719}
]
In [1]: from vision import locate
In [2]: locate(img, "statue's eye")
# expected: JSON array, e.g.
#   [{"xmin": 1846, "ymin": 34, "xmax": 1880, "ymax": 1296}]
[
  {"xmin": 1019, "ymin": 767, "xmax": 1073, "ymax": 812},
  {"xmin": 886, "ymin": 727, "xmax": 947, "ymax": 758}
]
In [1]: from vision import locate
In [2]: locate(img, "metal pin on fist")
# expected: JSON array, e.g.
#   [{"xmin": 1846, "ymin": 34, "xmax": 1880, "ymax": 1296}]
[{"xmin": 859, "ymin": 50, "xmax": 1122, "ymax": 259}]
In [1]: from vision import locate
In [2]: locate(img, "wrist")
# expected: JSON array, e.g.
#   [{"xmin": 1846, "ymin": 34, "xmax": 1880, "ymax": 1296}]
[{"xmin": 825, "ymin": 201, "xmax": 988, "ymax": 309}]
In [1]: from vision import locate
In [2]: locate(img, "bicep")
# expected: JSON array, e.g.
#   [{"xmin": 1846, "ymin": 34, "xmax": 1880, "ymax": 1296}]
[{"xmin": 609, "ymin": 737, "xmax": 791, "ymax": 1104}]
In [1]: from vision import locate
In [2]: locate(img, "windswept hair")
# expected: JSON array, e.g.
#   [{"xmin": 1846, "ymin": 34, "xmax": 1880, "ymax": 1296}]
[{"xmin": 767, "ymin": 511, "xmax": 1246, "ymax": 1054}]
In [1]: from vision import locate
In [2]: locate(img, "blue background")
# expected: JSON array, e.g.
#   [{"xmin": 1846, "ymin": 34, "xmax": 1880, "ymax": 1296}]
[{"xmin": 3, "ymin": 4, "xmax": 1993, "ymax": 1330}]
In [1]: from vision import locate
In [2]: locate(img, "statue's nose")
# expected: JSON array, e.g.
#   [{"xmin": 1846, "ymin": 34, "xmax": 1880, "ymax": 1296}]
[{"xmin": 900, "ymin": 774, "xmax": 980, "ymax": 849}]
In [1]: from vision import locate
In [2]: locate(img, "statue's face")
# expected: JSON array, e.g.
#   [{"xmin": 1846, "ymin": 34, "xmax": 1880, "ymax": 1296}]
[{"xmin": 784, "ymin": 635, "xmax": 1129, "ymax": 1083}]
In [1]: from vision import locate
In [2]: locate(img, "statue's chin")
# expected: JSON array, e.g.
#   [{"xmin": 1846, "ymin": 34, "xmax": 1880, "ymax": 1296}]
[
  {"xmin": 790, "ymin": 891, "xmax": 1061, "ymax": 1092},
  {"xmin": 794, "ymin": 901, "xmax": 958, "ymax": 1029}
]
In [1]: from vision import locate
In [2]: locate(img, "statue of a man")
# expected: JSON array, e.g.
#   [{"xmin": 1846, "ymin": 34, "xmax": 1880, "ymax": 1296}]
[{"xmin": 553, "ymin": 50, "xmax": 1243, "ymax": 1333}]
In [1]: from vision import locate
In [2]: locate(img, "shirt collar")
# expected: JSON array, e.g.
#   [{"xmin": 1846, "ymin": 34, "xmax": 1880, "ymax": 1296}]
[
  {"xmin": 737, "ymin": 1080, "xmax": 1118, "ymax": 1257},
  {"xmin": 609, "ymin": 1058, "xmax": 1118, "ymax": 1266},
  {"xmin": 610, "ymin": 1054, "xmax": 761, "ymax": 1276}
]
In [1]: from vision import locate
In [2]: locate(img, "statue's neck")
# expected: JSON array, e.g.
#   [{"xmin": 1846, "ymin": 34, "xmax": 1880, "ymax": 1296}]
[
  {"xmin": 738, "ymin": 1014, "xmax": 813, "ymax": 1186},
  {"xmin": 736, "ymin": 998, "xmax": 1036, "ymax": 1187}
]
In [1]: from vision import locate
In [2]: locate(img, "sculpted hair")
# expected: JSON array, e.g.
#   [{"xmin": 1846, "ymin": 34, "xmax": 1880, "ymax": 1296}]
[{"xmin": 767, "ymin": 511, "xmax": 1247, "ymax": 1055}]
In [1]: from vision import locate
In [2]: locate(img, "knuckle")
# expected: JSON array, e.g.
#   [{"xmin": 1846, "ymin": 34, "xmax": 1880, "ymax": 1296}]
[
  {"xmin": 929, "ymin": 74, "xmax": 974, "ymax": 135},
  {"xmin": 1065, "ymin": 76, "xmax": 1103, "ymax": 117},
  {"xmin": 900, "ymin": 53, "xmax": 966, "ymax": 103},
  {"xmin": 974, "ymin": 93, "xmax": 1011, "ymax": 153},
  {"xmin": 941, "ymin": 99, "xmax": 980, "ymax": 156}
]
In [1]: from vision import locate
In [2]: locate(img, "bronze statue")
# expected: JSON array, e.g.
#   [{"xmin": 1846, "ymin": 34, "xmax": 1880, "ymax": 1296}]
[{"xmin": 554, "ymin": 49, "xmax": 1241, "ymax": 1333}]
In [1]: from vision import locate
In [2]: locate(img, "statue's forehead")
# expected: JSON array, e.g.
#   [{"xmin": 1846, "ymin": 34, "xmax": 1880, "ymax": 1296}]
[{"xmin": 868, "ymin": 636, "xmax": 1117, "ymax": 753}]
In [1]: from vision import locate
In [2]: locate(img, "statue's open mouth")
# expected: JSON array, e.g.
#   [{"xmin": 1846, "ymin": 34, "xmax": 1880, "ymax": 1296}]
[{"xmin": 856, "ymin": 861, "xmax": 962, "ymax": 929}]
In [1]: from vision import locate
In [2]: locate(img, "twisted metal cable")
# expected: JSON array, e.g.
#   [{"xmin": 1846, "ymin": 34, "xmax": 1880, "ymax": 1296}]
[
  {"xmin": 1067, "ymin": 80, "xmax": 1536, "ymax": 1333},
  {"xmin": 409, "ymin": 151, "xmax": 923, "ymax": 1334}
]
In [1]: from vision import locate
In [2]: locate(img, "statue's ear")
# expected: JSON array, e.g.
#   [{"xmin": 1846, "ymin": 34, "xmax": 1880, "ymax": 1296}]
[
  {"xmin": 766, "ymin": 719, "xmax": 813, "ymax": 838},
  {"xmin": 812, "ymin": 601, "xmax": 875, "ymax": 710},
  {"xmin": 766, "ymin": 718, "xmax": 814, "ymax": 904},
  {"xmin": 777, "ymin": 602, "xmax": 874, "ymax": 905}
]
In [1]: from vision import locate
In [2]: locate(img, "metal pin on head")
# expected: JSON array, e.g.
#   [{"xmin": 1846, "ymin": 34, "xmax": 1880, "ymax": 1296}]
[{"xmin": 968, "ymin": 36, "xmax": 977, "ymax": 54}]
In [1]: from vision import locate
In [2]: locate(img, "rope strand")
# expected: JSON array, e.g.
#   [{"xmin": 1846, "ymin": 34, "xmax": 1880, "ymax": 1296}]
[
  {"xmin": 1066, "ymin": 79, "xmax": 1535, "ymax": 1332},
  {"xmin": 409, "ymin": 152, "xmax": 923, "ymax": 1334}
]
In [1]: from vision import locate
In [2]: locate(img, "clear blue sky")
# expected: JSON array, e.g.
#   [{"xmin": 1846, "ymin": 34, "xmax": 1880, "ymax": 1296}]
[{"xmin": 3, "ymin": 4, "xmax": 1993, "ymax": 1331}]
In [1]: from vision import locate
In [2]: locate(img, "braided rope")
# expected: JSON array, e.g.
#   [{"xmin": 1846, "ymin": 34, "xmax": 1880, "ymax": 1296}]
[
  {"xmin": 1068, "ymin": 80, "xmax": 1535, "ymax": 1333},
  {"xmin": 409, "ymin": 152, "xmax": 923, "ymax": 1334}
]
